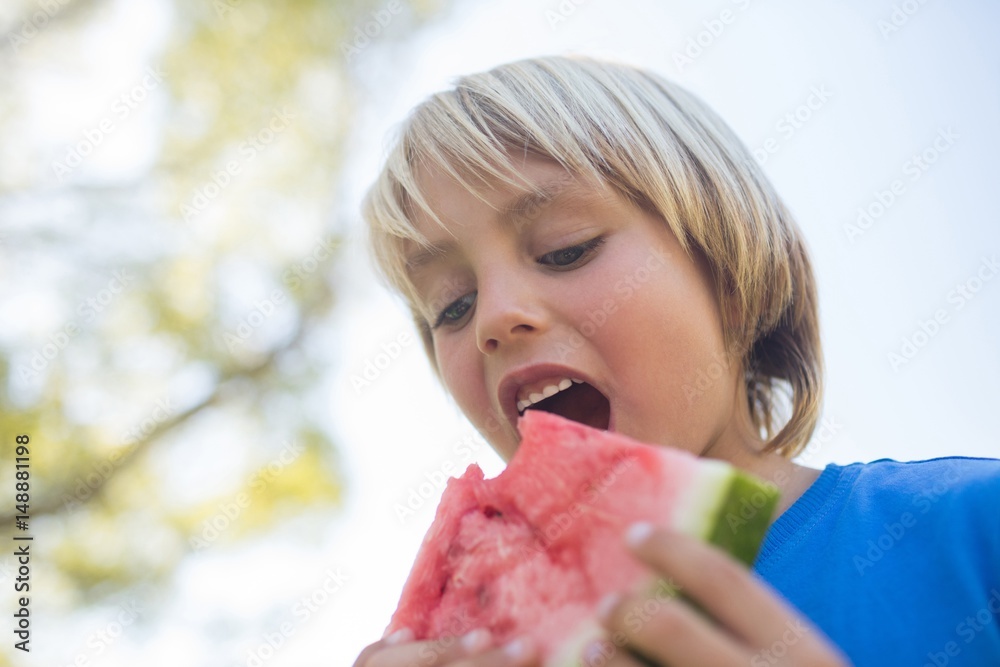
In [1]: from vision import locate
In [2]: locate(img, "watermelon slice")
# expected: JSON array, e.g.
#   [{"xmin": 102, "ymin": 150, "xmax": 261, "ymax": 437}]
[{"xmin": 386, "ymin": 410, "xmax": 779, "ymax": 665}]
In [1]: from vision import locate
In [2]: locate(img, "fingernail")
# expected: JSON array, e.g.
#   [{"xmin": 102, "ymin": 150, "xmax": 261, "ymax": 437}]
[
  {"xmin": 503, "ymin": 637, "xmax": 530, "ymax": 660},
  {"xmin": 461, "ymin": 628, "xmax": 490, "ymax": 653},
  {"xmin": 596, "ymin": 592, "xmax": 621, "ymax": 623},
  {"xmin": 583, "ymin": 640, "xmax": 611, "ymax": 666},
  {"xmin": 625, "ymin": 521, "xmax": 653, "ymax": 547},
  {"xmin": 383, "ymin": 628, "xmax": 413, "ymax": 645}
]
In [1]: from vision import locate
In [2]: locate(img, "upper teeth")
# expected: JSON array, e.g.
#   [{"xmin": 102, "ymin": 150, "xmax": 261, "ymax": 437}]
[{"xmin": 516, "ymin": 377, "xmax": 583, "ymax": 414}]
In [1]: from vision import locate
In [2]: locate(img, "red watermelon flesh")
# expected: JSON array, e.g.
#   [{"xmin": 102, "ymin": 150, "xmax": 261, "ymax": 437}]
[{"xmin": 386, "ymin": 410, "xmax": 779, "ymax": 665}]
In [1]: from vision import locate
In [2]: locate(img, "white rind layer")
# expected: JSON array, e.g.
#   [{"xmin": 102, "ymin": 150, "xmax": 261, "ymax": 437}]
[{"xmin": 670, "ymin": 458, "xmax": 735, "ymax": 539}]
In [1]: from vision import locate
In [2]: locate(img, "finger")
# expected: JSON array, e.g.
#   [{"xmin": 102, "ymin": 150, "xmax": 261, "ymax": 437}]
[
  {"xmin": 361, "ymin": 628, "xmax": 493, "ymax": 667},
  {"xmin": 353, "ymin": 638, "xmax": 387, "ymax": 667},
  {"xmin": 598, "ymin": 591, "xmax": 754, "ymax": 667},
  {"xmin": 624, "ymin": 523, "xmax": 801, "ymax": 647},
  {"xmin": 447, "ymin": 636, "xmax": 541, "ymax": 667},
  {"xmin": 580, "ymin": 639, "xmax": 650, "ymax": 667}
]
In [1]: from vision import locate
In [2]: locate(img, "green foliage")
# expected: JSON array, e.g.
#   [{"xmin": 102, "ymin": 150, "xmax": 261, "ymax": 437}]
[{"xmin": 0, "ymin": 0, "xmax": 442, "ymax": 661}]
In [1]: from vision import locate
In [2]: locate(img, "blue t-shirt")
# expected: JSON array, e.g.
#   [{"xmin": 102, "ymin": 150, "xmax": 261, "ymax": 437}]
[{"xmin": 753, "ymin": 457, "xmax": 1000, "ymax": 666}]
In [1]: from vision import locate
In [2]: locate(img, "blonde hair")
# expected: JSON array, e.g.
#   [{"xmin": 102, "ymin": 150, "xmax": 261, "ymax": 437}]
[{"xmin": 362, "ymin": 55, "xmax": 823, "ymax": 458}]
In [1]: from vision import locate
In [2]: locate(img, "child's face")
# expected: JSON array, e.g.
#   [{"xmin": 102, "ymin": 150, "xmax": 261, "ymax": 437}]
[{"xmin": 405, "ymin": 154, "xmax": 747, "ymax": 462}]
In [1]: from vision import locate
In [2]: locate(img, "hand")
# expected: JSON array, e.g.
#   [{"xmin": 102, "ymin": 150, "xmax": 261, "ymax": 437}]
[
  {"xmin": 587, "ymin": 523, "xmax": 851, "ymax": 667},
  {"xmin": 353, "ymin": 628, "xmax": 542, "ymax": 667}
]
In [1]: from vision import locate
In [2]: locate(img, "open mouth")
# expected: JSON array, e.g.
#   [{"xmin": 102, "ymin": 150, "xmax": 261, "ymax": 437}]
[{"xmin": 520, "ymin": 381, "xmax": 611, "ymax": 431}]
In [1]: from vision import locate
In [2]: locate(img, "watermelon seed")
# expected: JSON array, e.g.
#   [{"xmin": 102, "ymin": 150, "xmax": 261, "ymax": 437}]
[{"xmin": 483, "ymin": 506, "xmax": 503, "ymax": 519}]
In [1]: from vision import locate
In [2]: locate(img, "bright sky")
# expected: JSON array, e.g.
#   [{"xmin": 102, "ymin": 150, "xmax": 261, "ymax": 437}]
[{"xmin": 24, "ymin": 0, "xmax": 1000, "ymax": 666}]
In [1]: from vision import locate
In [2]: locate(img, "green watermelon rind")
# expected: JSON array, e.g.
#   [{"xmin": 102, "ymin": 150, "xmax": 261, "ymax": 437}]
[
  {"xmin": 704, "ymin": 470, "xmax": 781, "ymax": 566},
  {"xmin": 548, "ymin": 468, "xmax": 779, "ymax": 667}
]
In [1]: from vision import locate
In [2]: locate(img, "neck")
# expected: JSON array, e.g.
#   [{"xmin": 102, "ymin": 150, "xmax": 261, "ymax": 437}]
[
  {"xmin": 702, "ymin": 390, "xmax": 822, "ymax": 518},
  {"xmin": 727, "ymin": 447, "xmax": 822, "ymax": 517}
]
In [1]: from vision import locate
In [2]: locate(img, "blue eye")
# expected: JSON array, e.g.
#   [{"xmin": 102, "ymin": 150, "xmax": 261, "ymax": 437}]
[
  {"xmin": 433, "ymin": 291, "xmax": 476, "ymax": 329},
  {"xmin": 539, "ymin": 236, "xmax": 606, "ymax": 268}
]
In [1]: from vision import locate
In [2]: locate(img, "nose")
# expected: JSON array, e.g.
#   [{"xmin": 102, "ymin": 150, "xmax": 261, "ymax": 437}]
[{"xmin": 475, "ymin": 274, "xmax": 548, "ymax": 355}]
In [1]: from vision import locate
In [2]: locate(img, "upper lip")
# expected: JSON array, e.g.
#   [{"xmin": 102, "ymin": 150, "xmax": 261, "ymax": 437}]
[{"xmin": 496, "ymin": 363, "xmax": 605, "ymax": 436}]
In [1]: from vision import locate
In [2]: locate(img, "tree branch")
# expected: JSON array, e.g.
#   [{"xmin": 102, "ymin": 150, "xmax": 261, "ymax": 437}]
[{"xmin": 0, "ymin": 289, "xmax": 332, "ymax": 523}]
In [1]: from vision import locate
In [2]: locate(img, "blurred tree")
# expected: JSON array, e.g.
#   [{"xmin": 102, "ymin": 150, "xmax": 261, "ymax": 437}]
[{"xmin": 0, "ymin": 0, "xmax": 443, "ymax": 662}]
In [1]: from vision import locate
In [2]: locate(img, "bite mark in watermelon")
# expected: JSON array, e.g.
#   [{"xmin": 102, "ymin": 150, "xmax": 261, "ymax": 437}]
[{"xmin": 386, "ymin": 410, "xmax": 780, "ymax": 665}]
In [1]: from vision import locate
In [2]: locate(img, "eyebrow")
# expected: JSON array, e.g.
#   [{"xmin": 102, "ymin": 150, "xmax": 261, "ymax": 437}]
[{"xmin": 404, "ymin": 179, "xmax": 596, "ymax": 271}]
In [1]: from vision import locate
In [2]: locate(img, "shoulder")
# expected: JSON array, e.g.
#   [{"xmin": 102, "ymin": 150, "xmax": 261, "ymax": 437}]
[
  {"xmin": 844, "ymin": 455, "xmax": 1000, "ymax": 500},
  {"xmin": 838, "ymin": 456, "xmax": 1000, "ymax": 535}
]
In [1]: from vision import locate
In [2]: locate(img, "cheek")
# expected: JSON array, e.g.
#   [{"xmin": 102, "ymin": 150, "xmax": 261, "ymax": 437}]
[
  {"xmin": 435, "ymin": 335, "xmax": 471, "ymax": 393},
  {"xmin": 435, "ymin": 334, "xmax": 489, "ymax": 416},
  {"xmin": 597, "ymin": 263, "xmax": 732, "ymax": 419},
  {"xmin": 435, "ymin": 335, "xmax": 518, "ymax": 461}
]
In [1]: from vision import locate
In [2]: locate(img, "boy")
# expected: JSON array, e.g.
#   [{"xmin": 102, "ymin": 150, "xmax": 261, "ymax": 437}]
[{"xmin": 354, "ymin": 55, "xmax": 1000, "ymax": 666}]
